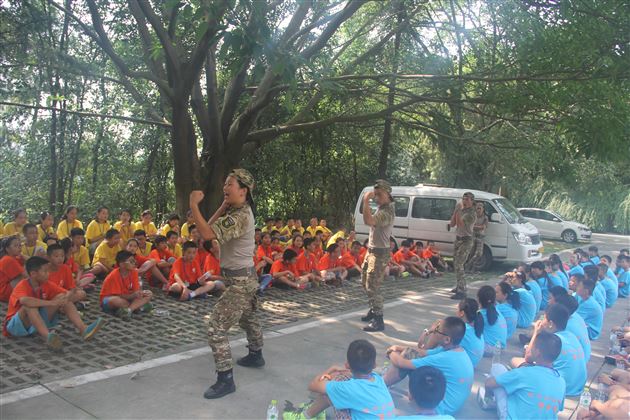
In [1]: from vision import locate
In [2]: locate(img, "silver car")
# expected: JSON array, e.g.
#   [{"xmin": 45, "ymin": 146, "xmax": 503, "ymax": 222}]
[{"xmin": 517, "ymin": 208, "xmax": 591, "ymax": 243}]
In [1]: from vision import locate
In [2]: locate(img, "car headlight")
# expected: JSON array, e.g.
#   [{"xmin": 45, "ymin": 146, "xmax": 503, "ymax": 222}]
[
  {"xmin": 578, "ymin": 227, "xmax": 590, "ymax": 231},
  {"xmin": 512, "ymin": 232, "xmax": 532, "ymax": 245}
]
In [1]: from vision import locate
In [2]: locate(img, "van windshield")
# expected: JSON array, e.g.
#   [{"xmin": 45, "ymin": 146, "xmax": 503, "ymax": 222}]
[{"xmin": 493, "ymin": 198, "xmax": 527, "ymax": 224}]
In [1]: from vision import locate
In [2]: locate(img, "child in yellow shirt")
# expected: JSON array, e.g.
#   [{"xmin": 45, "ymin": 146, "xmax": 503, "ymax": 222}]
[
  {"xmin": 133, "ymin": 230, "xmax": 153, "ymax": 257},
  {"xmin": 21, "ymin": 223, "xmax": 47, "ymax": 260},
  {"xmin": 56, "ymin": 205, "xmax": 84, "ymax": 240},
  {"xmin": 90, "ymin": 229, "xmax": 121, "ymax": 277},
  {"xmin": 85, "ymin": 206, "xmax": 111, "ymax": 253},
  {"xmin": 166, "ymin": 231, "xmax": 183, "ymax": 258},
  {"xmin": 159, "ymin": 213, "xmax": 180, "ymax": 236},
  {"xmin": 135, "ymin": 210, "xmax": 158, "ymax": 241},
  {"xmin": 66, "ymin": 228, "xmax": 96, "ymax": 289},
  {"xmin": 3, "ymin": 208, "xmax": 28, "ymax": 238},
  {"xmin": 37, "ymin": 211, "xmax": 57, "ymax": 242},
  {"xmin": 180, "ymin": 210, "xmax": 195, "ymax": 241},
  {"xmin": 113, "ymin": 209, "xmax": 134, "ymax": 244}
]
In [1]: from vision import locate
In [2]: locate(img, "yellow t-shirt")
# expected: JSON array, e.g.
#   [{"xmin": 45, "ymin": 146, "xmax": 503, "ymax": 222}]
[
  {"xmin": 85, "ymin": 220, "xmax": 111, "ymax": 245},
  {"xmin": 0, "ymin": 220, "xmax": 4, "ymax": 237},
  {"xmin": 56, "ymin": 219, "xmax": 84, "ymax": 240},
  {"xmin": 137, "ymin": 242, "xmax": 152, "ymax": 257},
  {"xmin": 326, "ymin": 231, "xmax": 346, "ymax": 248},
  {"xmin": 3, "ymin": 222, "xmax": 24, "ymax": 237},
  {"xmin": 36, "ymin": 224, "xmax": 55, "ymax": 242},
  {"xmin": 113, "ymin": 221, "xmax": 134, "ymax": 243},
  {"xmin": 261, "ymin": 226, "xmax": 274, "ymax": 233},
  {"xmin": 168, "ymin": 243, "xmax": 183, "ymax": 258},
  {"xmin": 160, "ymin": 224, "xmax": 177, "ymax": 236},
  {"xmin": 180, "ymin": 222, "xmax": 194, "ymax": 240},
  {"xmin": 73, "ymin": 245, "xmax": 90, "ymax": 269},
  {"xmin": 93, "ymin": 241, "xmax": 121, "ymax": 268},
  {"xmin": 134, "ymin": 221, "xmax": 158, "ymax": 237},
  {"xmin": 306, "ymin": 226, "xmax": 321, "ymax": 236},
  {"xmin": 21, "ymin": 241, "xmax": 48, "ymax": 259}
]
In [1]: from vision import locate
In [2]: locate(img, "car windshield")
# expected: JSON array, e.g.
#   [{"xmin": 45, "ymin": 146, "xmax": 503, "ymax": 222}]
[{"xmin": 493, "ymin": 198, "xmax": 527, "ymax": 224}]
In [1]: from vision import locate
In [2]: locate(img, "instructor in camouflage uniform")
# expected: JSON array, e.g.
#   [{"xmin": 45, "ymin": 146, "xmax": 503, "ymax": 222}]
[
  {"xmin": 360, "ymin": 180, "xmax": 395, "ymax": 332},
  {"xmin": 189, "ymin": 169, "xmax": 263, "ymax": 399},
  {"xmin": 449, "ymin": 191, "xmax": 476, "ymax": 300}
]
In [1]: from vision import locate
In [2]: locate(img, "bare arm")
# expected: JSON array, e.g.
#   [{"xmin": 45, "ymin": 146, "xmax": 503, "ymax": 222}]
[
  {"xmin": 308, "ymin": 365, "xmax": 347, "ymax": 394},
  {"xmin": 362, "ymin": 192, "xmax": 376, "ymax": 227},
  {"xmin": 388, "ymin": 351, "xmax": 416, "ymax": 370},
  {"xmin": 189, "ymin": 191, "xmax": 218, "ymax": 241}
]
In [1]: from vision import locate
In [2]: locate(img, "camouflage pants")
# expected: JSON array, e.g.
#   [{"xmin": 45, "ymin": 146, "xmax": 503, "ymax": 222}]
[
  {"xmin": 465, "ymin": 236, "xmax": 485, "ymax": 270},
  {"xmin": 454, "ymin": 237, "xmax": 474, "ymax": 293},
  {"xmin": 208, "ymin": 273, "xmax": 262, "ymax": 372},
  {"xmin": 361, "ymin": 251, "xmax": 390, "ymax": 316}
]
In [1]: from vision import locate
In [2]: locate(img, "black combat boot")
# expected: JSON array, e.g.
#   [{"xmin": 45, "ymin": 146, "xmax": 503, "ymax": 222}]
[
  {"xmin": 363, "ymin": 315, "xmax": 385, "ymax": 332},
  {"xmin": 361, "ymin": 309, "xmax": 375, "ymax": 322},
  {"xmin": 236, "ymin": 348, "xmax": 265, "ymax": 368},
  {"xmin": 203, "ymin": 369, "xmax": 236, "ymax": 399}
]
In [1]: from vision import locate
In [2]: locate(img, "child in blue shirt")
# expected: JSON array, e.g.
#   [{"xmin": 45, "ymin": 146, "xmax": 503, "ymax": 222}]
[
  {"xmin": 305, "ymin": 339, "xmax": 394, "ymax": 420},
  {"xmin": 397, "ymin": 367, "xmax": 455, "ymax": 419},
  {"xmin": 478, "ymin": 285, "xmax": 508, "ymax": 350},
  {"xmin": 573, "ymin": 275, "xmax": 603, "ymax": 340},
  {"xmin": 512, "ymin": 304, "xmax": 586, "ymax": 397},
  {"xmin": 568, "ymin": 252, "xmax": 585, "ymax": 277},
  {"xmin": 549, "ymin": 289, "xmax": 591, "ymax": 363},
  {"xmin": 495, "ymin": 282, "xmax": 519, "ymax": 339},
  {"xmin": 599, "ymin": 255, "xmax": 618, "ymax": 286},
  {"xmin": 597, "ymin": 264, "xmax": 618, "ymax": 308},
  {"xmin": 385, "ymin": 317, "xmax": 473, "ymax": 416},
  {"xmin": 588, "ymin": 246, "xmax": 600, "ymax": 265},
  {"xmin": 549, "ymin": 254, "xmax": 570, "ymax": 290},
  {"xmin": 617, "ymin": 255, "xmax": 630, "ymax": 298},
  {"xmin": 531, "ymin": 261, "xmax": 551, "ymax": 310},
  {"xmin": 526, "ymin": 277, "xmax": 542, "ymax": 312},
  {"xmin": 485, "ymin": 330, "xmax": 566, "ymax": 420},
  {"xmin": 506, "ymin": 271, "xmax": 537, "ymax": 328},
  {"xmin": 456, "ymin": 298, "xmax": 485, "ymax": 367}
]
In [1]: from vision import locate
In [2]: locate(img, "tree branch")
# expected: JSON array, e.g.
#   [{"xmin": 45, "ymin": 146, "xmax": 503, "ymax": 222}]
[{"xmin": 135, "ymin": 0, "xmax": 181, "ymax": 73}]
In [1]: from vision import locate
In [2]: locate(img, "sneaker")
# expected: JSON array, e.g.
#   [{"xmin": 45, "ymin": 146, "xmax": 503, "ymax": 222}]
[
  {"xmin": 401, "ymin": 272, "xmax": 411, "ymax": 278},
  {"xmin": 116, "ymin": 307, "xmax": 132, "ymax": 320},
  {"xmin": 82, "ymin": 317, "xmax": 105, "ymax": 341},
  {"xmin": 477, "ymin": 386, "xmax": 497, "ymax": 410},
  {"xmin": 140, "ymin": 302, "xmax": 154, "ymax": 313},
  {"xmin": 47, "ymin": 332, "xmax": 63, "ymax": 350}
]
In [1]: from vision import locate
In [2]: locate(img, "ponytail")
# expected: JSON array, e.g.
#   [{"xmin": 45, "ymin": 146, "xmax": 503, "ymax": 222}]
[
  {"xmin": 499, "ymin": 281, "xmax": 521, "ymax": 310},
  {"xmin": 550, "ymin": 254, "xmax": 568, "ymax": 279},
  {"xmin": 459, "ymin": 298, "xmax": 484, "ymax": 338},
  {"xmin": 478, "ymin": 285, "xmax": 498, "ymax": 326}
]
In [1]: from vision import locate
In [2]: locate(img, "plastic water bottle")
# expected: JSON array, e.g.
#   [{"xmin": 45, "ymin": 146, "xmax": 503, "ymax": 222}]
[
  {"xmin": 266, "ymin": 400, "xmax": 278, "ymax": 420},
  {"xmin": 610, "ymin": 331, "xmax": 620, "ymax": 354},
  {"xmin": 579, "ymin": 387, "xmax": 591, "ymax": 410},
  {"xmin": 491, "ymin": 341, "xmax": 502, "ymax": 365},
  {"xmin": 596, "ymin": 379, "xmax": 608, "ymax": 402},
  {"xmin": 375, "ymin": 360, "xmax": 390, "ymax": 376}
]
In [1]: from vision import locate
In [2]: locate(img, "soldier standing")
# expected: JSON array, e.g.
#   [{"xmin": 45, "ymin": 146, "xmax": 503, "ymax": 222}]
[
  {"xmin": 360, "ymin": 180, "xmax": 395, "ymax": 332},
  {"xmin": 449, "ymin": 192, "xmax": 476, "ymax": 300},
  {"xmin": 189, "ymin": 169, "xmax": 264, "ymax": 399}
]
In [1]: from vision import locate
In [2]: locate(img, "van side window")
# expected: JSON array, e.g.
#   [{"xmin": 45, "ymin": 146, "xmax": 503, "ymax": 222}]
[
  {"xmin": 482, "ymin": 202, "xmax": 499, "ymax": 221},
  {"xmin": 393, "ymin": 197, "xmax": 410, "ymax": 217},
  {"xmin": 411, "ymin": 198, "xmax": 455, "ymax": 220}
]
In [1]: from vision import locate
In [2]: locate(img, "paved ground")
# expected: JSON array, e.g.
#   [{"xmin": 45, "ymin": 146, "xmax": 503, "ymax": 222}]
[{"xmin": 0, "ymin": 234, "xmax": 628, "ymax": 419}]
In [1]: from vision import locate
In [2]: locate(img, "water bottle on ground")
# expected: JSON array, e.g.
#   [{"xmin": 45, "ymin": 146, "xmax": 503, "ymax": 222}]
[
  {"xmin": 610, "ymin": 331, "xmax": 621, "ymax": 354},
  {"xmin": 491, "ymin": 341, "xmax": 502, "ymax": 366},
  {"xmin": 267, "ymin": 399, "xmax": 279, "ymax": 420},
  {"xmin": 596, "ymin": 379, "xmax": 608, "ymax": 402},
  {"xmin": 579, "ymin": 387, "xmax": 591, "ymax": 410}
]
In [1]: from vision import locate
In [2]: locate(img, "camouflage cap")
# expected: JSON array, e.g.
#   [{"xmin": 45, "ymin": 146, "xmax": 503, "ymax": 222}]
[
  {"xmin": 374, "ymin": 179, "xmax": 392, "ymax": 194},
  {"xmin": 228, "ymin": 168, "xmax": 255, "ymax": 191}
]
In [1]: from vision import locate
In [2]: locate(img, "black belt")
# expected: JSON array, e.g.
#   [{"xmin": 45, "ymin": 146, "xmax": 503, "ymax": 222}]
[
  {"xmin": 368, "ymin": 247, "xmax": 390, "ymax": 256},
  {"xmin": 456, "ymin": 236, "xmax": 472, "ymax": 241}
]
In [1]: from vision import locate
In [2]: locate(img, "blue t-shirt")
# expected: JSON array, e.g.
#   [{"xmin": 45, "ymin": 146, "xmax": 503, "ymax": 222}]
[
  {"xmin": 460, "ymin": 323, "xmax": 484, "ymax": 367},
  {"xmin": 590, "ymin": 256, "xmax": 600, "ymax": 265},
  {"xmin": 593, "ymin": 282, "xmax": 607, "ymax": 312},
  {"xmin": 497, "ymin": 302, "xmax": 518, "ymax": 339},
  {"xmin": 326, "ymin": 373, "xmax": 395, "ymax": 420},
  {"xmin": 555, "ymin": 270, "xmax": 569, "ymax": 289},
  {"xmin": 410, "ymin": 348, "xmax": 473, "ymax": 415},
  {"xmin": 554, "ymin": 330, "xmax": 587, "ymax": 397},
  {"xmin": 526, "ymin": 280, "xmax": 542, "ymax": 312},
  {"xmin": 606, "ymin": 268, "xmax": 618, "ymax": 286},
  {"xmin": 580, "ymin": 261, "xmax": 595, "ymax": 268},
  {"xmin": 480, "ymin": 308, "xmax": 507, "ymax": 348},
  {"xmin": 600, "ymin": 277, "xmax": 618, "ymax": 308},
  {"xmin": 496, "ymin": 365, "xmax": 566, "ymax": 420},
  {"xmin": 618, "ymin": 270, "xmax": 630, "ymax": 298},
  {"xmin": 548, "ymin": 273, "xmax": 563, "ymax": 289},
  {"xmin": 566, "ymin": 312, "xmax": 591, "ymax": 363},
  {"xmin": 513, "ymin": 288, "xmax": 536, "ymax": 328},
  {"xmin": 569, "ymin": 265, "xmax": 585, "ymax": 277},
  {"xmin": 576, "ymin": 296, "xmax": 603, "ymax": 340},
  {"xmin": 535, "ymin": 276, "xmax": 551, "ymax": 310},
  {"xmin": 396, "ymin": 416, "xmax": 454, "ymax": 420}
]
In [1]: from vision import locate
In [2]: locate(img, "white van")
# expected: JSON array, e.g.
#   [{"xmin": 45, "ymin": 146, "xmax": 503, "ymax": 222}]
[{"xmin": 353, "ymin": 184, "xmax": 543, "ymax": 270}]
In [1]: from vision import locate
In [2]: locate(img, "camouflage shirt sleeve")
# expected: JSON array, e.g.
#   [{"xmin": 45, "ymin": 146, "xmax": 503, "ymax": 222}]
[
  {"xmin": 373, "ymin": 204, "xmax": 395, "ymax": 227},
  {"xmin": 461, "ymin": 208, "xmax": 476, "ymax": 227},
  {"xmin": 211, "ymin": 208, "xmax": 248, "ymax": 245}
]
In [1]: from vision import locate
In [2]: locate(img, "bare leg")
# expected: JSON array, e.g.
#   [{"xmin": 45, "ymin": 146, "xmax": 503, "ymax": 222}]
[
  {"xmin": 306, "ymin": 395, "xmax": 332, "ymax": 417},
  {"xmin": 383, "ymin": 364, "xmax": 406, "ymax": 387},
  {"xmin": 129, "ymin": 296, "xmax": 151, "ymax": 311},
  {"xmin": 62, "ymin": 301, "xmax": 87, "ymax": 334},
  {"xmin": 20, "ymin": 307, "xmax": 54, "ymax": 339},
  {"xmin": 104, "ymin": 296, "xmax": 131, "ymax": 309}
]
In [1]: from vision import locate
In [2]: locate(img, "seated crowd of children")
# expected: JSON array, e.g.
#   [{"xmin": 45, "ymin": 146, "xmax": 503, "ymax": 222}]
[{"xmin": 285, "ymin": 246, "xmax": 629, "ymax": 419}]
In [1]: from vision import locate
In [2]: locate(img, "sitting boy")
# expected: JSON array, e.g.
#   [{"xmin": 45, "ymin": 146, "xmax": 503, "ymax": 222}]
[
  {"xmin": 393, "ymin": 240, "xmax": 430, "ymax": 278},
  {"xmin": 289, "ymin": 339, "xmax": 395, "ymax": 419},
  {"xmin": 340, "ymin": 240, "xmax": 364, "ymax": 278},
  {"xmin": 99, "ymin": 250, "xmax": 153, "ymax": 319},
  {"xmin": 46, "ymin": 244, "xmax": 87, "ymax": 302},
  {"xmin": 91, "ymin": 228, "xmax": 122, "ymax": 277},
  {"xmin": 20, "ymin": 223, "xmax": 47, "ymax": 261},
  {"xmin": 483, "ymin": 330, "xmax": 566, "ymax": 419},
  {"xmin": 3, "ymin": 256, "xmax": 103, "ymax": 349},
  {"xmin": 398, "ymin": 366, "xmax": 454, "ymax": 419},
  {"xmin": 133, "ymin": 229, "xmax": 153, "ymax": 257},
  {"xmin": 317, "ymin": 243, "xmax": 348, "ymax": 285},
  {"xmin": 296, "ymin": 238, "xmax": 323, "ymax": 284},
  {"xmin": 270, "ymin": 249, "xmax": 309, "ymax": 290},
  {"xmin": 385, "ymin": 317, "xmax": 474, "ymax": 415},
  {"xmin": 168, "ymin": 241, "xmax": 224, "ymax": 301},
  {"xmin": 166, "ymin": 230, "xmax": 183, "ymax": 258}
]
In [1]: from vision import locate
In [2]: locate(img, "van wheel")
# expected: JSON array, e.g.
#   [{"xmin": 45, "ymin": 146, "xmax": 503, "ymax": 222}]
[
  {"xmin": 473, "ymin": 246, "xmax": 493, "ymax": 272},
  {"xmin": 561, "ymin": 230, "xmax": 577, "ymax": 243}
]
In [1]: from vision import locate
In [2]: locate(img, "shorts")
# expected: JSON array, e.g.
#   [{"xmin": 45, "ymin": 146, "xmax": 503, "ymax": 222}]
[
  {"xmin": 6, "ymin": 308, "xmax": 59, "ymax": 337},
  {"xmin": 101, "ymin": 296, "xmax": 117, "ymax": 313}
]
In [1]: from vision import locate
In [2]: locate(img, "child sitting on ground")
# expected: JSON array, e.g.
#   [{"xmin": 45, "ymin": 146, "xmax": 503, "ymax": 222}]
[
  {"xmin": 3, "ymin": 256, "xmax": 103, "ymax": 350},
  {"xmin": 91, "ymin": 228, "xmax": 122, "ymax": 277},
  {"xmin": 99, "ymin": 250, "xmax": 153, "ymax": 320},
  {"xmin": 46, "ymin": 244, "xmax": 86, "ymax": 302},
  {"xmin": 0, "ymin": 236, "xmax": 26, "ymax": 301},
  {"xmin": 133, "ymin": 229, "xmax": 153, "ymax": 257},
  {"xmin": 148, "ymin": 235, "xmax": 176, "ymax": 283},
  {"xmin": 393, "ymin": 240, "xmax": 430, "ymax": 278},
  {"xmin": 270, "ymin": 249, "xmax": 309, "ymax": 290},
  {"xmin": 318, "ymin": 243, "xmax": 347, "ymax": 286},
  {"xmin": 124, "ymin": 238, "xmax": 168, "ymax": 288},
  {"xmin": 20, "ymin": 223, "xmax": 47, "ymax": 261},
  {"xmin": 167, "ymin": 241, "xmax": 224, "ymax": 301},
  {"xmin": 67, "ymin": 228, "xmax": 96, "ymax": 289},
  {"xmin": 166, "ymin": 230, "xmax": 183, "ymax": 258},
  {"xmin": 285, "ymin": 339, "xmax": 394, "ymax": 420},
  {"xmin": 398, "ymin": 367, "xmax": 454, "ymax": 419}
]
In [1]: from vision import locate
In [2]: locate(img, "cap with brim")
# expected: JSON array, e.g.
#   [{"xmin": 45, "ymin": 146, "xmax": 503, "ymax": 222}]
[
  {"xmin": 374, "ymin": 179, "xmax": 392, "ymax": 194},
  {"xmin": 228, "ymin": 168, "xmax": 255, "ymax": 192}
]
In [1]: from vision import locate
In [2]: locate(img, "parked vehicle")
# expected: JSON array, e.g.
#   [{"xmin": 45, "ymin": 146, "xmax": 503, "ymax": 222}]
[
  {"xmin": 517, "ymin": 208, "xmax": 591, "ymax": 243},
  {"xmin": 354, "ymin": 185, "xmax": 543, "ymax": 271}
]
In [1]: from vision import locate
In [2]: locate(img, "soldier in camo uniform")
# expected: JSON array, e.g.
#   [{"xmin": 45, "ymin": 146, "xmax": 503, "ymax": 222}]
[
  {"xmin": 360, "ymin": 180, "xmax": 395, "ymax": 332},
  {"xmin": 449, "ymin": 192, "xmax": 476, "ymax": 300},
  {"xmin": 189, "ymin": 169, "xmax": 263, "ymax": 399}
]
